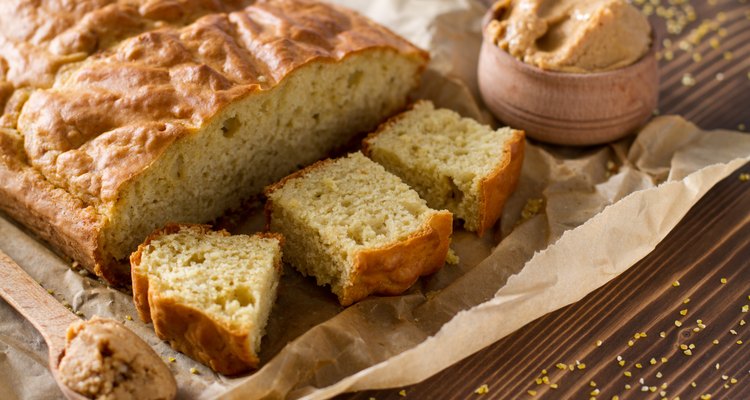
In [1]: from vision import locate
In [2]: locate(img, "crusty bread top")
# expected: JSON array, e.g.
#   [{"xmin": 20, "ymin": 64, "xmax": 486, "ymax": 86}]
[{"xmin": 0, "ymin": 0, "xmax": 428, "ymax": 206}]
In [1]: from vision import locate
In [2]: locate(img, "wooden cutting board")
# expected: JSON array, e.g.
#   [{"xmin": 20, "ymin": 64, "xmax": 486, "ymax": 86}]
[{"xmin": 341, "ymin": 0, "xmax": 750, "ymax": 398}]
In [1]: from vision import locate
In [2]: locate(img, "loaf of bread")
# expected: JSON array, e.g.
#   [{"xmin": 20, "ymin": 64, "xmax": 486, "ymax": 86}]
[
  {"xmin": 0, "ymin": 0, "xmax": 428, "ymax": 284},
  {"xmin": 265, "ymin": 152, "xmax": 452, "ymax": 306},
  {"xmin": 130, "ymin": 224, "xmax": 282, "ymax": 375},
  {"xmin": 363, "ymin": 101, "xmax": 525, "ymax": 235}
]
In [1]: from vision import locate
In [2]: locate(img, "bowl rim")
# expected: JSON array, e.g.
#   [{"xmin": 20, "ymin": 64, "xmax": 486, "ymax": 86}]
[{"xmin": 480, "ymin": 8, "xmax": 659, "ymax": 80}]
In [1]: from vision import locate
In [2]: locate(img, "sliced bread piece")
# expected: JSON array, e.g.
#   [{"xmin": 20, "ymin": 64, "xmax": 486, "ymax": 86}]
[
  {"xmin": 130, "ymin": 224, "xmax": 282, "ymax": 375},
  {"xmin": 363, "ymin": 101, "xmax": 525, "ymax": 235},
  {"xmin": 264, "ymin": 152, "xmax": 452, "ymax": 306}
]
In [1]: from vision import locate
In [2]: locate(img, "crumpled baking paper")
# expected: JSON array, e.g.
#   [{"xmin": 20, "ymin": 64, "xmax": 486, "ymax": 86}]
[{"xmin": 1, "ymin": 1, "xmax": 748, "ymax": 399}]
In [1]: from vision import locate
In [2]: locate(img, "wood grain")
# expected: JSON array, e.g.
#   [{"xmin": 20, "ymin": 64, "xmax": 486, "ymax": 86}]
[
  {"xmin": 0, "ymin": 250, "xmax": 78, "ymax": 359},
  {"xmin": 340, "ymin": 0, "xmax": 750, "ymax": 398},
  {"xmin": 340, "ymin": 156, "xmax": 750, "ymax": 400}
]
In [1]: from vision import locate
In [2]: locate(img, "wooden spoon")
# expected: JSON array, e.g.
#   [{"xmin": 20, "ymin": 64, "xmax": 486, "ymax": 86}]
[
  {"xmin": 0, "ymin": 250, "xmax": 177, "ymax": 400},
  {"xmin": 0, "ymin": 250, "xmax": 86, "ymax": 399}
]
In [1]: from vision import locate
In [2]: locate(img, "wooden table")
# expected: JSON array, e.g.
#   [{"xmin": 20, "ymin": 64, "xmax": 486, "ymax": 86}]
[{"xmin": 341, "ymin": 1, "xmax": 750, "ymax": 399}]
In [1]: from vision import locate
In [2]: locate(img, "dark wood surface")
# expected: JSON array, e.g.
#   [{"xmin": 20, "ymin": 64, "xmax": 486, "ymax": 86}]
[{"xmin": 340, "ymin": 1, "xmax": 750, "ymax": 399}]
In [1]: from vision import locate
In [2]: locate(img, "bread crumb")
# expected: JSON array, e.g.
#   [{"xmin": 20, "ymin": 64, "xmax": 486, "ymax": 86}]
[
  {"xmin": 446, "ymin": 249, "xmax": 460, "ymax": 265},
  {"xmin": 474, "ymin": 384, "xmax": 489, "ymax": 395}
]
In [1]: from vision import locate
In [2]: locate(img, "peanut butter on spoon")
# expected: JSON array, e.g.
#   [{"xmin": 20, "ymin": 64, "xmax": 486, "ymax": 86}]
[
  {"xmin": 487, "ymin": 0, "xmax": 652, "ymax": 73},
  {"xmin": 58, "ymin": 317, "xmax": 176, "ymax": 400}
]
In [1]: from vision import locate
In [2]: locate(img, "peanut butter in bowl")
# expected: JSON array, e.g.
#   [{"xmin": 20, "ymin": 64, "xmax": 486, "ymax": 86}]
[{"xmin": 486, "ymin": 0, "xmax": 652, "ymax": 73}]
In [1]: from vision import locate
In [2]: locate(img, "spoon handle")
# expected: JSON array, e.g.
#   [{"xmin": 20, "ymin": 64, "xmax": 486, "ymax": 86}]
[{"xmin": 0, "ymin": 250, "xmax": 79, "ymax": 356}]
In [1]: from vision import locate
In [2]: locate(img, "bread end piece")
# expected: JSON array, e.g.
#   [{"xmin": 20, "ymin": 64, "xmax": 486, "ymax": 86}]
[
  {"xmin": 363, "ymin": 101, "xmax": 526, "ymax": 236},
  {"xmin": 130, "ymin": 224, "xmax": 282, "ymax": 374}
]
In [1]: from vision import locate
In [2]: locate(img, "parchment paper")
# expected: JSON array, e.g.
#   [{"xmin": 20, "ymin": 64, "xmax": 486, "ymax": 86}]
[{"xmin": 1, "ymin": 1, "xmax": 749, "ymax": 399}]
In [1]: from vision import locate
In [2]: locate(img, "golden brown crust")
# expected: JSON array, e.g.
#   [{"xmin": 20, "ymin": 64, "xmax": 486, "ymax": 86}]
[
  {"xmin": 149, "ymin": 298, "xmax": 259, "ymax": 375},
  {"xmin": 342, "ymin": 210, "xmax": 453, "ymax": 306},
  {"xmin": 0, "ymin": 128, "xmax": 121, "ymax": 281},
  {"xmin": 476, "ymin": 130, "xmax": 526, "ymax": 236},
  {"xmin": 0, "ymin": 0, "xmax": 427, "ymax": 285},
  {"xmin": 130, "ymin": 223, "xmax": 283, "ymax": 374},
  {"xmin": 17, "ymin": 0, "xmax": 428, "ymax": 204}
]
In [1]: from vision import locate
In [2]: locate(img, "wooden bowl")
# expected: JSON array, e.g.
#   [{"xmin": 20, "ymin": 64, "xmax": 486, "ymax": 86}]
[{"xmin": 478, "ymin": 12, "xmax": 659, "ymax": 146}]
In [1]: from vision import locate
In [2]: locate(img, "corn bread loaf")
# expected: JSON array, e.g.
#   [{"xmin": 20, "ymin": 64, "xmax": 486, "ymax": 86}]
[
  {"xmin": 0, "ymin": 0, "xmax": 428, "ymax": 284},
  {"xmin": 363, "ymin": 101, "xmax": 525, "ymax": 235},
  {"xmin": 265, "ymin": 152, "xmax": 452, "ymax": 306},
  {"xmin": 130, "ymin": 224, "xmax": 282, "ymax": 374}
]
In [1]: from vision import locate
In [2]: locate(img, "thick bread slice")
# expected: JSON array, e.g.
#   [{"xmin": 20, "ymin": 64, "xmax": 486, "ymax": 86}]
[
  {"xmin": 0, "ymin": 0, "xmax": 428, "ymax": 284},
  {"xmin": 130, "ymin": 224, "xmax": 282, "ymax": 375},
  {"xmin": 363, "ymin": 101, "xmax": 525, "ymax": 235},
  {"xmin": 265, "ymin": 152, "xmax": 452, "ymax": 306}
]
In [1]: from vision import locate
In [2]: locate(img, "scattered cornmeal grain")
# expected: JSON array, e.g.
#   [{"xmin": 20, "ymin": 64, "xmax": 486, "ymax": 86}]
[
  {"xmin": 527, "ymin": 390, "xmax": 537, "ymax": 396},
  {"xmin": 721, "ymin": 278, "xmax": 727, "ymax": 284},
  {"xmin": 656, "ymin": 371, "xmax": 663, "ymax": 378},
  {"xmin": 625, "ymin": 384, "xmax": 631, "ymax": 390},
  {"xmin": 556, "ymin": 363, "xmax": 567, "ymax": 370},
  {"xmin": 683, "ymin": 349, "xmax": 693, "ymax": 356},
  {"xmin": 741, "ymin": 320, "xmax": 747, "ymax": 326},
  {"xmin": 189, "ymin": 367, "xmax": 199, "ymax": 375},
  {"xmin": 739, "ymin": 124, "xmax": 747, "ymax": 132},
  {"xmin": 691, "ymin": 382, "xmax": 697, "ymax": 388},
  {"xmin": 628, "ymin": 340, "xmax": 635, "ymax": 347},
  {"xmin": 125, "ymin": 315, "xmax": 133, "ymax": 321},
  {"xmin": 168, "ymin": 357, "xmax": 176, "ymax": 363},
  {"xmin": 596, "ymin": 340, "xmax": 603, "ymax": 347},
  {"xmin": 679, "ymin": 309, "xmax": 688, "ymax": 316},
  {"xmin": 713, "ymin": 340, "xmax": 720, "ymax": 345},
  {"xmin": 624, "ymin": 371, "xmax": 632, "ymax": 377},
  {"xmin": 675, "ymin": 320, "xmax": 683, "ymax": 327},
  {"xmin": 742, "ymin": 305, "xmax": 749, "ymax": 313},
  {"xmin": 700, "ymin": 394, "xmax": 712, "ymax": 400},
  {"xmin": 731, "ymin": 378, "xmax": 738, "ymax": 384},
  {"xmin": 399, "ymin": 389, "xmax": 407, "ymax": 397},
  {"xmin": 619, "ymin": 360, "xmax": 626, "ymax": 367},
  {"xmin": 681, "ymin": 73, "xmax": 696, "ymax": 87},
  {"xmin": 475, "ymin": 384, "xmax": 490, "ymax": 395},
  {"xmin": 731, "ymin": 329, "xmax": 738, "ymax": 335},
  {"xmin": 737, "ymin": 340, "xmax": 743, "ymax": 345},
  {"xmin": 715, "ymin": 363, "xmax": 720, "ymax": 370},
  {"xmin": 550, "ymin": 383, "xmax": 558, "ymax": 389},
  {"xmin": 683, "ymin": 298, "xmax": 690, "ymax": 304},
  {"xmin": 650, "ymin": 358, "xmax": 657, "ymax": 365},
  {"xmin": 577, "ymin": 363, "xmax": 586, "ymax": 370},
  {"xmin": 660, "ymin": 331, "xmax": 666, "ymax": 338},
  {"xmin": 672, "ymin": 281, "xmax": 680, "ymax": 288},
  {"xmin": 612, "ymin": 396, "xmax": 619, "ymax": 400},
  {"xmin": 661, "ymin": 357, "xmax": 668, "ymax": 363},
  {"xmin": 636, "ymin": 363, "xmax": 643, "ymax": 369},
  {"xmin": 590, "ymin": 381, "xmax": 597, "ymax": 388},
  {"xmin": 741, "ymin": 173, "xmax": 750, "ymax": 182}
]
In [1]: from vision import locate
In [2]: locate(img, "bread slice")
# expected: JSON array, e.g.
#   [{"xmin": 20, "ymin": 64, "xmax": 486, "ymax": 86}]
[
  {"xmin": 264, "ymin": 152, "xmax": 452, "ymax": 306},
  {"xmin": 363, "ymin": 101, "xmax": 525, "ymax": 235},
  {"xmin": 130, "ymin": 224, "xmax": 282, "ymax": 375},
  {"xmin": 0, "ymin": 0, "xmax": 428, "ymax": 285}
]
